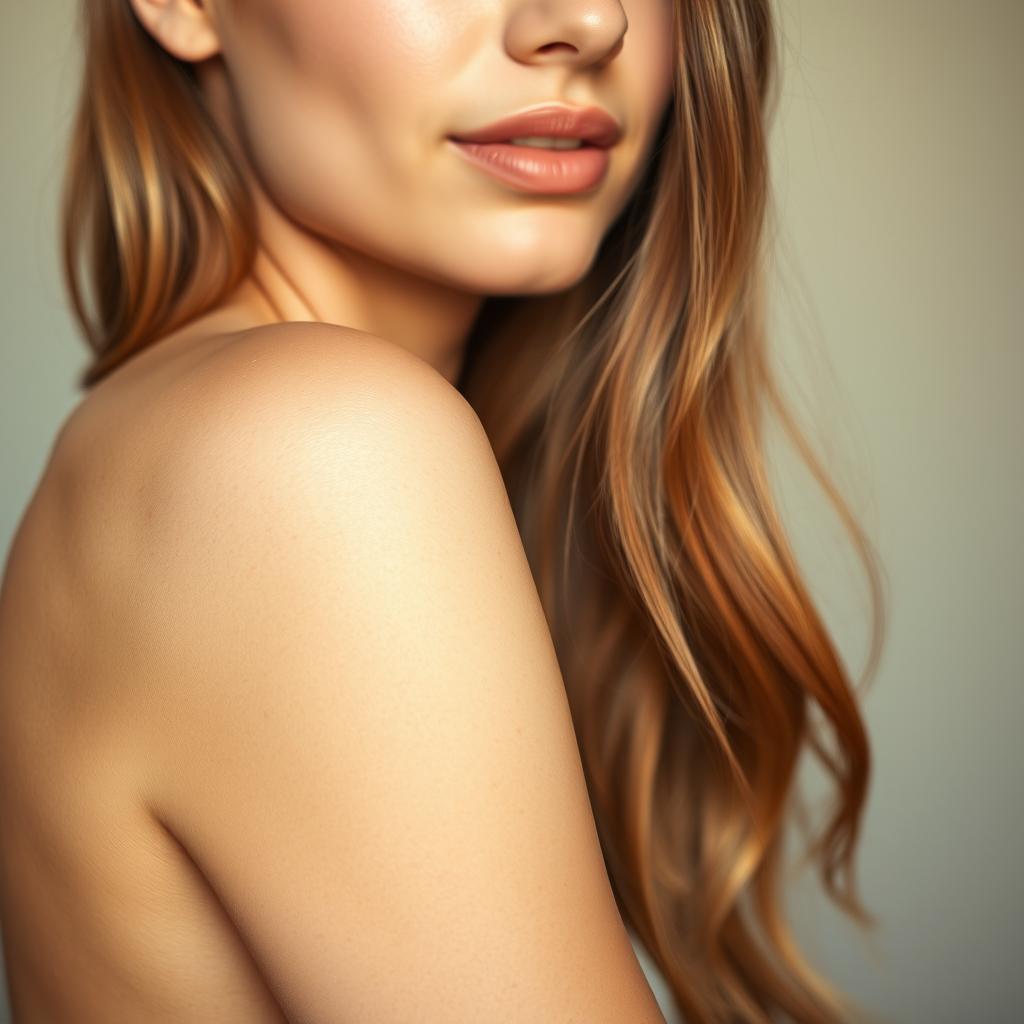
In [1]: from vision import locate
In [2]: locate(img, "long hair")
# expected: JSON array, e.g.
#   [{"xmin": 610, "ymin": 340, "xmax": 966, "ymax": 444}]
[
  {"xmin": 62, "ymin": 1, "xmax": 886, "ymax": 1020},
  {"xmin": 62, "ymin": 0, "xmax": 256, "ymax": 389}
]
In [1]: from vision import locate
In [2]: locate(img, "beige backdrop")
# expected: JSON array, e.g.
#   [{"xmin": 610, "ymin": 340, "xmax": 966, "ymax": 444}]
[{"xmin": 1, "ymin": 2, "xmax": 1021, "ymax": 1021}]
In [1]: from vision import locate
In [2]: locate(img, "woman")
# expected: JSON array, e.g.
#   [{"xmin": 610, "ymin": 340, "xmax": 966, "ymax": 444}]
[{"xmin": 0, "ymin": 0, "xmax": 885, "ymax": 1020}]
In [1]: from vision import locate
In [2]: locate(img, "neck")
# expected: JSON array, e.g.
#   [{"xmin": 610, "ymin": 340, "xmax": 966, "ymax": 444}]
[
  {"xmin": 201, "ymin": 65, "xmax": 484, "ymax": 386},
  {"xmin": 245, "ymin": 186, "xmax": 485, "ymax": 385}
]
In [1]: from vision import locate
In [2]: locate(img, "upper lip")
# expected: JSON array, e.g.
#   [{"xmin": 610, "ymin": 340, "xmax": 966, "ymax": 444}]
[{"xmin": 448, "ymin": 103, "xmax": 622, "ymax": 148}]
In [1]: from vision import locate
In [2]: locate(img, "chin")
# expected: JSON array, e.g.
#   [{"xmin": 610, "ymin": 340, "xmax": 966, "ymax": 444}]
[{"xmin": 453, "ymin": 242, "xmax": 600, "ymax": 297}]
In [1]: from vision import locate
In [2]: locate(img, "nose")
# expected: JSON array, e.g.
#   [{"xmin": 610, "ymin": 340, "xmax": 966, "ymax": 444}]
[{"xmin": 503, "ymin": 0, "xmax": 628, "ymax": 71}]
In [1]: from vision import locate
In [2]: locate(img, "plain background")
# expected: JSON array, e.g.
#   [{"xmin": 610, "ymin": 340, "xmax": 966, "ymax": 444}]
[{"xmin": 1, "ymin": 2, "xmax": 1021, "ymax": 1021}]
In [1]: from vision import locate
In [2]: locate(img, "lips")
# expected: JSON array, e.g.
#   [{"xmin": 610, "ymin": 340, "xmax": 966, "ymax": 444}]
[
  {"xmin": 447, "ymin": 139, "xmax": 612, "ymax": 194},
  {"xmin": 447, "ymin": 103, "xmax": 622, "ymax": 149}
]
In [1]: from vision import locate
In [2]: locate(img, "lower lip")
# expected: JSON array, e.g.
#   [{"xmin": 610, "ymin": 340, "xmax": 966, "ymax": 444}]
[{"xmin": 446, "ymin": 139, "xmax": 611, "ymax": 195}]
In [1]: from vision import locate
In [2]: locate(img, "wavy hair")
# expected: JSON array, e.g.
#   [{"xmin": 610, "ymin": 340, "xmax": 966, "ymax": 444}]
[{"xmin": 62, "ymin": 1, "xmax": 886, "ymax": 1020}]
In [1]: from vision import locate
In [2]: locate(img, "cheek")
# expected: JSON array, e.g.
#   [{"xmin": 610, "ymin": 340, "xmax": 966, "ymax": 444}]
[
  {"xmin": 635, "ymin": 7, "xmax": 677, "ymax": 175},
  {"xmin": 633, "ymin": 2, "xmax": 677, "ymax": 127},
  {"xmin": 221, "ymin": 0, "xmax": 457, "ymax": 230}
]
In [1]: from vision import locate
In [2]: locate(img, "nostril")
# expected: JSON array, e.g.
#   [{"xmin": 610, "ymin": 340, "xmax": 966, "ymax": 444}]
[{"xmin": 537, "ymin": 42, "xmax": 578, "ymax": 55}]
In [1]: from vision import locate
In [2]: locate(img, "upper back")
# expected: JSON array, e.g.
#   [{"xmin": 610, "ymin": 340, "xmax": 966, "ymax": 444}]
[{"xmin": 0, "ymin": 320, "xmax": 667, "ymax": 1023}]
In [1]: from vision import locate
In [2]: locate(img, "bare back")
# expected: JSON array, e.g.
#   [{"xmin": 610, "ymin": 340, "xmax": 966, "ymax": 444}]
[
  {"xmin": 0, "ymin": 315, "xmax": 297, "ymax": 1021},
  {"xmin": 0, "ymin": 312, "xmax": 666, "ymax": 1023}
]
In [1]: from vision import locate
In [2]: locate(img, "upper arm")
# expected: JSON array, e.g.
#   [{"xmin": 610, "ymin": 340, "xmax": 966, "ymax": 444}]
[{"xmin": 135, "ymin": 326, "xmax": 666, "ymax": 1024}]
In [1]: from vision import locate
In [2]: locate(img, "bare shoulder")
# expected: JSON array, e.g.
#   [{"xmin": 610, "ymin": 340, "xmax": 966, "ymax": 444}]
[
  {"xmin": 50, "ymin": 319, "xmax": 478, "ymax": 536},
  {"xmin": 159, "ymin": 319, "xmax": 483, "ymax": 464},
  {"xmin": 197, "ymin": 318, "xmax": 473, "ymax": 408},
  {"xmin": 127, "ymin": 321, "xmax": 665, "ymax": 1023},
  {"xmin": 123, "ymin": 319, "xmax": 503, "ymax": 626},
  {"xmin": 95, "ymin": 318, "xmax": 490, "ymax": 579},
  {"xmin": 48, "ymin": 318, "xmax": 485, "ymax": 616},
  {"xmin": 125, "ymin": 317, "xmax": 517, "ymax": 691}
]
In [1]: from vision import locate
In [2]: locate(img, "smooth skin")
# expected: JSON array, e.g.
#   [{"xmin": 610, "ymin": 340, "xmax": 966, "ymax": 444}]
[{"xmin": 0, "ymin": 0, "xmax": 676, "ymax": 1020}]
